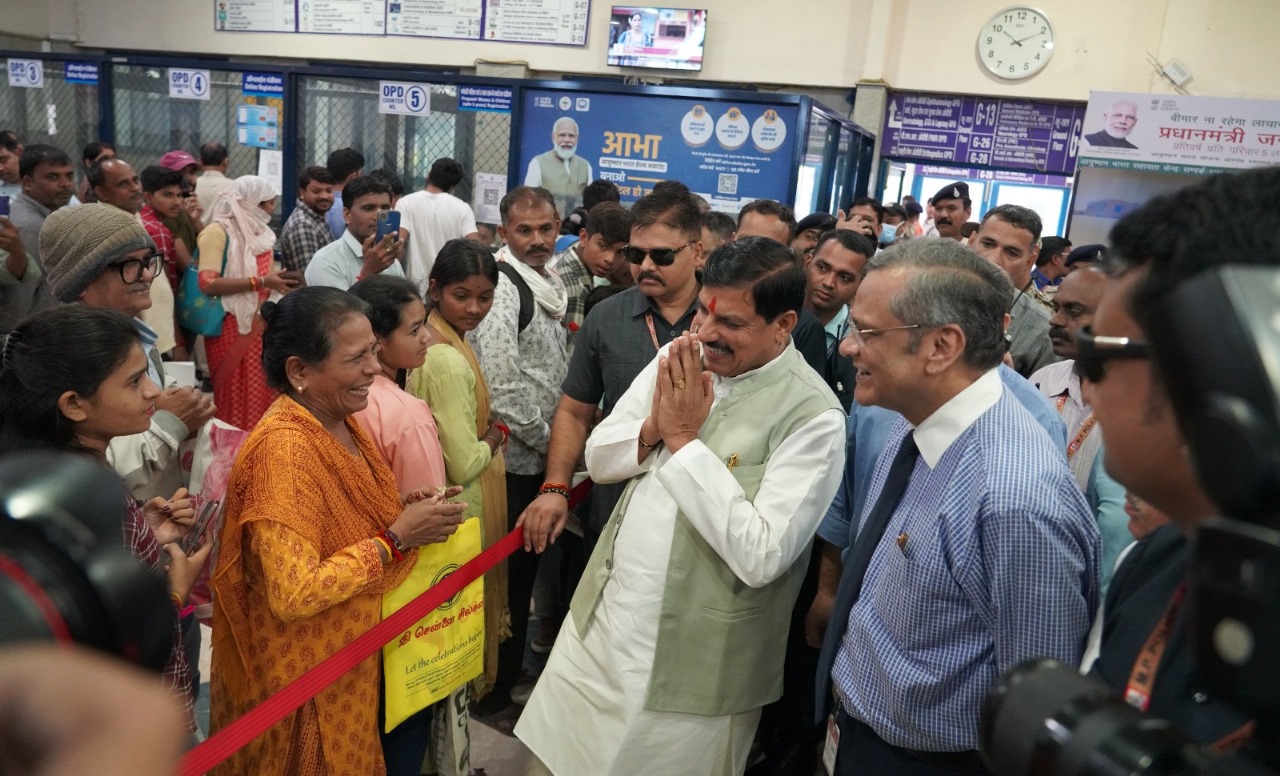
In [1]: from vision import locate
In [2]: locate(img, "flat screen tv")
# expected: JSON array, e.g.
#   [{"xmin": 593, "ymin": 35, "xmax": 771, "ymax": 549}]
[{"xmin": 607, "ymin": 6, "xmax": 706, "ymax": 71}]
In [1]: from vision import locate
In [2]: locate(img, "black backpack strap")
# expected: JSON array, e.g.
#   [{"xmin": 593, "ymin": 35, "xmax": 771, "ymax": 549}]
[{"xmin": 496, "ymin": 261, "xmax": 534, "ymax": 334}]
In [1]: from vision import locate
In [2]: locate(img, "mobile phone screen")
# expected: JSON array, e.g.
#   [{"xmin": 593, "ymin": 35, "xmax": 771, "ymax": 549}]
[
  {"xmin": 376, "ymin": 210, "xmax": 401, "ymax": 244},
  {"xmin": 182, "ymin": 500, "xmax": 222, "ymax": 555},
  {"xmin": 0, "ymin": 196, "xmax": 10, "ymax": 218}
]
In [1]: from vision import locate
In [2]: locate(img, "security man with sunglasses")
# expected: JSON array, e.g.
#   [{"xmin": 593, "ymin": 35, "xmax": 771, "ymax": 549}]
[
  {"xmin": 1080, "ymin": 167, "xmax": 1278, "ymax": 748},
  {"xmin": 519, "ymin": 183, "xmax": 706, "ymax": 561}
]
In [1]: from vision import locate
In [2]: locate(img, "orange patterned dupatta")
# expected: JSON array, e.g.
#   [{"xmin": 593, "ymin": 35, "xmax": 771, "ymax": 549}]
[
  {"xmin": 427, "ymin": 308, "xmax": 510, "ymax": 696},
  {"xmin": 209, "ymin": 396, "xmax": 415, "ymax": 775}
]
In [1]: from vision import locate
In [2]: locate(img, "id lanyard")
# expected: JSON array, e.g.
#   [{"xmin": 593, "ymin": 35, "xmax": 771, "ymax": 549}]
[
  {"xmin": 644, "ymin": 311, "xmax": 661, "ymax": 353},
  {"xmin": 1124, "ymin": 582, "xmax": 1185, "ymax": 712},
  {"xmin": 1054, "ymin": 395, "xmax": 1097, "ymax": 461},
  {"xmin": 1122, "ymin": 581, "xmax": 1256, "ymax": 752}
]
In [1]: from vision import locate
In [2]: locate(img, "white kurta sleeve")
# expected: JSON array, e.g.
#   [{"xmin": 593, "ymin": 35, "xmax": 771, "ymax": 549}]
[
  {"xmin": 655, "ymin": 408, "xmax": 847, "ymax": 588},
  {"xmin": 584, "ymin": 353, "xmax": 661, "ymax": 484}
]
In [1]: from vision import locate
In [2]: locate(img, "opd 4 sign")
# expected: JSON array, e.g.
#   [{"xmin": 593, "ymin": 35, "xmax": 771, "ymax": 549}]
[
  {"xmin": 379, "ymin": 82, "xmax": 431, "ymax": 116},
  {"xmin": 7, "ymin": 59, "xmax": 44, "ymax": 89},
  {"xmin": 169, "ymin": 68, "xmax": 211, "ymax": 101}
]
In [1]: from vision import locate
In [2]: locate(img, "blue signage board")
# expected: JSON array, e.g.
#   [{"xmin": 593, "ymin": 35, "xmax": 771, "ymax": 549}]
[
  {"xmin": 242, "ymin": 72, "xmax": 285, "ymax": 98},
  {"xmin": 518, "ymin": 88, "xmax": 799, "ymax": 215},
  {"xmin": 64, "ymin": 62, "xmax": 99, "ymax": 85},
  {"xmin": 459, "ymin": 85, "xmax": 513, "ymax": 113},
  {"xmin": 882, "ymin": 92, "xmax": 1086, "ymax": 176}
]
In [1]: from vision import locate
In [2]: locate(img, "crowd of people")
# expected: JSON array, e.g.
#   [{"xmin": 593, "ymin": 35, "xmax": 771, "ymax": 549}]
[{"xmin": 0, "ymin": 125, "xmax": 1272, "ymax": 776}]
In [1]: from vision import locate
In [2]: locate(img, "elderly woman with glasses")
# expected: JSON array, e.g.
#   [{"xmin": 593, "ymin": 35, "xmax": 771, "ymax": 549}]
[{"xmin": 196, "ymin": 175, "xmax": 300, "ymax": 429}]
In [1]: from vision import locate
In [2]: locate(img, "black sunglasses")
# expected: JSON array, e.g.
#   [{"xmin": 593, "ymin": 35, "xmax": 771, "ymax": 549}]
[
  {"xmin": 620, "ymin": 240, "xmax": 696, "ymax": 266},
  {"xmin": 1075, "ymin": 325, "xmax": 1151, "ymax": 383}
]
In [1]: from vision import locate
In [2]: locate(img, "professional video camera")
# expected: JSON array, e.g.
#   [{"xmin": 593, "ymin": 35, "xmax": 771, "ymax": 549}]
[
  {"xmin": 0, "ymin": 451, "xmax": 173, "ymax": 671},
  {"xmin": 980, "ymin": 265, "xmax": 1280, "ymax": 775}
]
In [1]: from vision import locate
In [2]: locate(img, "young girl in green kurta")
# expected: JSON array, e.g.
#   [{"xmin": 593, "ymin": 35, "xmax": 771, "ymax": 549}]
[{"xmin": 406, "ymin": 238, "xmax": 511, "ymax": 699}]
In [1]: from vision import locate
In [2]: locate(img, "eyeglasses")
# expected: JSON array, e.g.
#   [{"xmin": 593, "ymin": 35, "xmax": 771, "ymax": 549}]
[
  {"xmin": 107, "ymin": 252, "xmax": 162, "ymax": 284},
  {"xmin": 620, "ymin": 240, "xmax": 696, "ymax": 266},
  {"xmin": 848, "ymin": 323, "xmax": 922, "ymax": 349},
  {"xmin": 1075, "ymin": 325, "xmax": 1150, "ymax": 383}
]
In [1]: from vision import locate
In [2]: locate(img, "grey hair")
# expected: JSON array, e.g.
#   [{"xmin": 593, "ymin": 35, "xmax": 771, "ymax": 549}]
[
  {"xmin": 979, "ymin": 203, "xmax": 1043, "ymax": 244},
  {"xmin": 865, "ymin": 238, "xmax": 1014, "ymax": 370}
]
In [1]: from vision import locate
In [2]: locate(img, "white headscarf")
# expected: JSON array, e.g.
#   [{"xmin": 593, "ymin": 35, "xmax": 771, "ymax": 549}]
[{"xmin": 215, "ymin": 175, "xmax": 279, "ymax": 335}]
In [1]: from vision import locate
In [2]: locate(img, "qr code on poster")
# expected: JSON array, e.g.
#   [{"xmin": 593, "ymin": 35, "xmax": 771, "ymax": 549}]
[
  {"xmin": 483, "ymin": 188, "xmax": 500, "ymax": 206},
  {"xmin": 717, "ymin": 174, "xmax": 738, "ymax": 196}
]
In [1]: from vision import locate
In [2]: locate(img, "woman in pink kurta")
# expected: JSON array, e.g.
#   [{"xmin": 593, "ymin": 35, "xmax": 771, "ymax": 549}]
[{"xmin": 350, "ymin": 275, "xmax": 472, "ymax": 776}]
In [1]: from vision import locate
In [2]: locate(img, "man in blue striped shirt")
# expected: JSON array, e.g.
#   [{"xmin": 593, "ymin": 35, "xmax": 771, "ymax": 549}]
[{"xmin": 816, "ymin": 239, "xmax": 1100, "ymax": 774}]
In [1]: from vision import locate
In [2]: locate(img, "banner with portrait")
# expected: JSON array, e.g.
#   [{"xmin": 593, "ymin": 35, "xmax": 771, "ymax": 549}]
[
  {"xmin": 1069, "ymin": 90, "xmax": 1280, "ymax": 245},
  {"xmin": 1078, "ymin": 90, "xmax": 1280, "ymax": 174},
  {"xmin": 517, "ymin": 88, "xmax": 800, "ymax": 215}
]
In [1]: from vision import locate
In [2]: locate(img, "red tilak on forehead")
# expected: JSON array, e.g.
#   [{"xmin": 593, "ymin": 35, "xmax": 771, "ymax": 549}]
[{"xmin": 709, "ymin": 296, "xmax": 717, "ymax": 313}]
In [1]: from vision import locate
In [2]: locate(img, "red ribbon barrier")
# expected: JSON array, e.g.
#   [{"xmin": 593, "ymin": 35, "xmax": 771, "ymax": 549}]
[{"xmin": 180, "ymin": 527, "xmax": 525, "ymax": 776}]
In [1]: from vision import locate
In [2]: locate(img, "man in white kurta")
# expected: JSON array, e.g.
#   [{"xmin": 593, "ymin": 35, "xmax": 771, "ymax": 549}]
[{"xmin": 516, "ymin": 236, "xmax": 846, "ymax": 775}]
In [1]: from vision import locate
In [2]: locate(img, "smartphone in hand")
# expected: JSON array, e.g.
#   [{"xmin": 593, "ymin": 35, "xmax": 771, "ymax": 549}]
[
  {"xmin": 181, "ymin": 500, "xmax": 223, "ymax": 556},
  {"xmin": 0, "ymin": 196, "xmax": 10, "ymax": 218},
  {"xmin": 376, "ymin": 210, "xmax": 401, "ymax": 245}
]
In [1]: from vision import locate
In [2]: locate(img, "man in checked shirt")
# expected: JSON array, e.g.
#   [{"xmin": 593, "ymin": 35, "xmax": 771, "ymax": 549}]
[{"xmin": 815, "ymin": 238, "xmax": 1099, "ymax": 775}]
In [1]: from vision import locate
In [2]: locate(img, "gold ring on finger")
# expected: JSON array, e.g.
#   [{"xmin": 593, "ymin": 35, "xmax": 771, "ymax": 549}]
[{"xmin": 676, "ymin": 378, "xmax": 686, "ymax": 390}]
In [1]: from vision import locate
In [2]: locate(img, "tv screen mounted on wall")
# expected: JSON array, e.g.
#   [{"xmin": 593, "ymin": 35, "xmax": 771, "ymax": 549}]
[{"xmin": 607, "ymin": 6, "xmax": 706, "ymax": 72}]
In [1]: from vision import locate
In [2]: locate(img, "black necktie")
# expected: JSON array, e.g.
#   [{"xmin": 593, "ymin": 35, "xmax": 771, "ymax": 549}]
[{"xmin": 840, "ymin": 433, "xmax": 920, "ymax": 606}]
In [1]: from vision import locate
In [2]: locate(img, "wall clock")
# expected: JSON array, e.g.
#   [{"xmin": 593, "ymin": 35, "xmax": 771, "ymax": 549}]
[{"xmin": 978, "ymin": 6, "xmax": 1055, "ymax": 80}]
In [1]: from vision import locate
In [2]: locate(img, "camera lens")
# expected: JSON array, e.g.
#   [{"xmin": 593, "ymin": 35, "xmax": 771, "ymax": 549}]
[
  {"xmin": 981, "ymin": 658, "xmax": 1208, "ymax": 776},
  {"xmin": 0, "ymin": 452, "xmax": 172, "ymax": 671}
]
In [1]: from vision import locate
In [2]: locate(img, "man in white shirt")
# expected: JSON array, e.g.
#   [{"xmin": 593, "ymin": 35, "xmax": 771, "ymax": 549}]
[
  {"xmin": 1030, "ymin": 266, "xmax": 1130, "ymax": 592},
  {"xmin": 195, "ymin": 142, "xmax": 232, "ymax": 226},
  {"xmin": 304, "ymin": 175, "xmax": 405, "ymax": 290},
  {"xmin": 516, "ymin": 236, "xmax": 845, "ymax": 775},
  {"xmin": 395, "ymin": 157, "xmax": 479, "ymax": 293}
]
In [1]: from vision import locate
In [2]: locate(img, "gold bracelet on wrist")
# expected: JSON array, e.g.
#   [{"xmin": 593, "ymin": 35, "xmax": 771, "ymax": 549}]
[{"xmin": 638, "ymin": 432, "xmax": 662, "ymax": 450}]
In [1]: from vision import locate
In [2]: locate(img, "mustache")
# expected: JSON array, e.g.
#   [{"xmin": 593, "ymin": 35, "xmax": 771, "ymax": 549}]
[
  {"xmin": 638, "ymin": 271, "xmax": 664, "ymax": 285},
  {"xmin": 703, "ymin": 340, "xmax": 733, "ymax": 354},
  {"xmin": 1048, "ymin": 326, "xmax": 1070, "ymax": 340}
]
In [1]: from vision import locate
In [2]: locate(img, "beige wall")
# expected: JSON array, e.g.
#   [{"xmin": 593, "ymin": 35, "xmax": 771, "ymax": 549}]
[
  {"xmin": 878, "ymin": 0, "xmax": 1280, "ymax": 101},
  {"xmin": 3, "ymin": 0, "xmax": 1280, "ymax": 100},
  {"xmin": 64, "ymin": 0, "xmax": 875, "ymax": 89}
]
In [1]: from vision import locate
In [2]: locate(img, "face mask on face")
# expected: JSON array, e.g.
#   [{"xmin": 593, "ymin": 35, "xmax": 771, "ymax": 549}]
[{"xmin": 879, "ymin": 221, "xmax": 898, "ymax": 246}]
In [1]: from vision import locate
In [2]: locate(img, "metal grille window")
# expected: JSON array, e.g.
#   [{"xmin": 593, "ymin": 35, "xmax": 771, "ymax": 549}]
[
  {"xmin": 0, "ymin": 60, "xmax": 100, "ymax": 165},
  {"xmin": 111, "ymin": 65, "xmax": 277, "ymax": 180},
  {"xmin": 298, "ymin": 76, "xmax": 509, "ymax": 205}
]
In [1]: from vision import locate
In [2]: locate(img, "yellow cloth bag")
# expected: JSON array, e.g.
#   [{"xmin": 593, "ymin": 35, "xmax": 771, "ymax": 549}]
[{"xmin": 382, "ymin": 516, "xmax": 485, "ymax": 732}]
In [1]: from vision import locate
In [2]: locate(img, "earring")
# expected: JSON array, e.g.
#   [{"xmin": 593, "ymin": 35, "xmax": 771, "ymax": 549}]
[{"xmin": 297, "ymin": 385, "xmax": 304, "ymax": 393}]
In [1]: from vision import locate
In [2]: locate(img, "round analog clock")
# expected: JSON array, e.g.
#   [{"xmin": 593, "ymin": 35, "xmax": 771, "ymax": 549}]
[{"xmin": 977, "ymin": 6, "xmax": 1055, "ymax": 79}]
